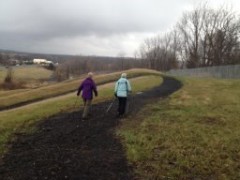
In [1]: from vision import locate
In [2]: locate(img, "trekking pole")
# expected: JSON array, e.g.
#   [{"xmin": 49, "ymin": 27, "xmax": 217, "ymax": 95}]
[
  {"xmin": 71, "ymin": 96, "xmax": 79, "ymax": 120},
  {"xmin": 73, "ymin": 96, "xmax": 79, "ymax": 109},
  {"xmin": 106, "ymin": 97, "xmax": 116, "ymax": 113}
]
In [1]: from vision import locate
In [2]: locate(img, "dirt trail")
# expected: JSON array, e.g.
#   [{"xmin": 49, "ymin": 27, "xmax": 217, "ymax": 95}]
[{"xmin": 0, "ymin": 76, "xmax": 182, "ymax": 180}]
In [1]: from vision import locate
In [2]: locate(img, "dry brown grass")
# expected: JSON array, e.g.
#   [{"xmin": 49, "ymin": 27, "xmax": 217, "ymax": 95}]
[{"xmin": 0, "ymin": 68, "xmax": 161, "ymax": 110}]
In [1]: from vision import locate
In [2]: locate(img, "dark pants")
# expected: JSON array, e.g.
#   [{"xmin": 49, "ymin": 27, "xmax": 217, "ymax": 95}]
[{"xmin": 118, "ymin": 97, "xmax": 127, "ymax": 115}]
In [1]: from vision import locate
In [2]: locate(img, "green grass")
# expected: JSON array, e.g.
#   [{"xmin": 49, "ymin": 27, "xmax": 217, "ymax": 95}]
[
  {"xmin": 0, "ymin": 68, "xmax": 161, "ymax": 110},
  {"xmin": 0, "ymin": 75, "xmax": 162, "ymax": 155},
  {"xmin": 118, "ymin": 77, "xmax": 240, "ymax": 179},
  {"xmin": 0, "ymin": 65, "xmax": 53, "ymax": 82}
]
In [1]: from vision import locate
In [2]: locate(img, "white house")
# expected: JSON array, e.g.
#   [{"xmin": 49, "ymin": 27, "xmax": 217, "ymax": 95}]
[{"xmin": 33, "ymin": 59, "xmax": 52, "ymax": 65}]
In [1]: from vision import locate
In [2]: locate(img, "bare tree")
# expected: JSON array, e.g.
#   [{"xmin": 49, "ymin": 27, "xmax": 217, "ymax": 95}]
[
  {"xmin": 176, "ymin": 3, "xmax": 240, "ymax": 68},
  {"xmin": 139, "ymin": 37, "xmax": 157, "ymax": 69},
  {"xmin": 177, "ymin": 4, "xmax": 207, "ymax": 68},
  {"xmin": 139, "ymin": 32, "xmax": 179, "ymax": 71},
  {"xmin": 117, "ymin": 52, "xmax": 126, "ymax": 70}
]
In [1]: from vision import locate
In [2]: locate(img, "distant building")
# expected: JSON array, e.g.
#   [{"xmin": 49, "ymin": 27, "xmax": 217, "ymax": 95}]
[{"xmin": 33, "ymin": 59, "xmax": 53, "ymax": 65}]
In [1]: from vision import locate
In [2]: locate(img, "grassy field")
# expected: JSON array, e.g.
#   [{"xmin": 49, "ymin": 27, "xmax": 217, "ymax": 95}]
[
  {"xmin": 0, "ymin": 65, "xmax": 53, "ymax": 83},
  {"xmin": 0, "ymin": 75, "xmax": 162, "ymax": 156},
  {"xmin": 3, "ymin": 69, "xmax": 239, "ymax": 178},
  {"xmin": 0, "ymin": 69, "xmax": 161, "ymax": 110},
  {"xmin": 118, "ymin": 77, "xmax": 240, "ymax": 179}
]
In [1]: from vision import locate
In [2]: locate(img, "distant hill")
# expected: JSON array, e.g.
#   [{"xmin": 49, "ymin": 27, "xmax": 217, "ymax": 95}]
[{"xmin": 0, "ymin": 48, "xmax": 135, "ymax": 64}]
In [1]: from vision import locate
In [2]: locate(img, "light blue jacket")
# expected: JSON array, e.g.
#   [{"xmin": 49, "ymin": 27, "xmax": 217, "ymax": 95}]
[{"xmin": 115, "ymin": 77, "xmax": 132, "ymax": 97}]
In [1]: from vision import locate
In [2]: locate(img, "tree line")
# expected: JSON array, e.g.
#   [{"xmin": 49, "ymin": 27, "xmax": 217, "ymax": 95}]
[
  {"xmin": 0, "ymin": 49, "xmax": 146, "ymax": 82},
  {"xmin": 53, "ymin": 55, "xmax": 145, "ymax": 81},
  {"xmin": 138, "ymin": 4, "xmax": 240, "ymax": 71}
]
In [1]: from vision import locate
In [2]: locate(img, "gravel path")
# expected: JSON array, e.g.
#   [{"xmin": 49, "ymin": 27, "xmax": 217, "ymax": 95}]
[{"xmin": 0, "ymin": 76, "xmax": 182, "ymax": 180}]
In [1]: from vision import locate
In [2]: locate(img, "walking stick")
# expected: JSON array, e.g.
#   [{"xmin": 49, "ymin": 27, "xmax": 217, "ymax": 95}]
[
  {"xmin": 71, "ymin": 96, "xmax": 79, "ymax": 120},
  {"xmin": 73, "ymin": 96, "xmax": 79, "ymax": 109},
  {"xmin": 106, "ymin": 98, "xmax": 116, "ymax": 113}
]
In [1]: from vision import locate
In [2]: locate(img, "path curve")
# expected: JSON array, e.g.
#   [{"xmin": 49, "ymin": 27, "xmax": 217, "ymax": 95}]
[{"xmin": 0, "ymin": 76, "xmax": 182, "ymax": 180}]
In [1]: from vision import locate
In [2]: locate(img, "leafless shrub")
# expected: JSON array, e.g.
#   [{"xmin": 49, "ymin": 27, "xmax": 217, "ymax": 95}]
[
  {"xmin": 4, "ymin": 67, "xmax": 14, "ymax": 83},
  {"xmin": 0, "ymin": 67, "xmax": 25, "ymax": 90}
]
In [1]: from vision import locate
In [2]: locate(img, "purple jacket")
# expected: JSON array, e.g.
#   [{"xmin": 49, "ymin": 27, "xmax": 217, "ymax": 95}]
[{"xmin": 77, "ymin": 77, "xmax": 98, "ymax": 100}]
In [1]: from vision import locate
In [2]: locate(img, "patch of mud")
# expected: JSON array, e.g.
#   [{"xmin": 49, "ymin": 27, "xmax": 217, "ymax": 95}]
[{"xmin": 0, "ymin": 76, "xmax": 182, "ymax": 180}]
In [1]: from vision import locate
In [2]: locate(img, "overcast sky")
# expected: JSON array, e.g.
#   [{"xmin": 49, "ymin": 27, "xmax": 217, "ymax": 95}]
[{"xmin": 0, "ymin": 0, "xmax": 239, "ymax": 57}]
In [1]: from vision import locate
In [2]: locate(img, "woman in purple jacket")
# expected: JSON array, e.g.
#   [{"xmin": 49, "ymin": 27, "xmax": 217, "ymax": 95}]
[{"xmin": 77, "ymin": 72, "xmax": 98, "ymax": 120}]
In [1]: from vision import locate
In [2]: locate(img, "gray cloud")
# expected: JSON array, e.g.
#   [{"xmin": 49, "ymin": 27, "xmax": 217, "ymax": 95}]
[{"xmin": 0, "ymin": 0, "xmax": 239, "ymax": 56}]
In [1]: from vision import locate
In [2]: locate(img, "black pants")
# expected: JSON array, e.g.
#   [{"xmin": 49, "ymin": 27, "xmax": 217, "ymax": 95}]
[{"xmin": 118, "ymin": 97, "xmax": 127, "ymax": 115}]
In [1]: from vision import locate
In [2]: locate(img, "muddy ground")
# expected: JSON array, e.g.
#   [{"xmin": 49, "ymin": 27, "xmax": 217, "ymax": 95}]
[{"xmin": 0, "ymin": 76, "xmax": 182, "ymax": 180}]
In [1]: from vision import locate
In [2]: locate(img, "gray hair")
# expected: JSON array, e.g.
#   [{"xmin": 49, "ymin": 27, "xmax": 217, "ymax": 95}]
[
  {"xmin": 88, "ymin": 72, "xmax": 93, "ymax": 77},
  {"xmin": 121, "ymin": 73, "xmax": 127, "ymax": 78}
]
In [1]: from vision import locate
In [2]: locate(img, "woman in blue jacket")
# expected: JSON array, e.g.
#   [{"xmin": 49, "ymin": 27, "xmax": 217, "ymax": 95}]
[{"xmin": 114, "ymin": 73, "xmax": 132, "ymax": 117}]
